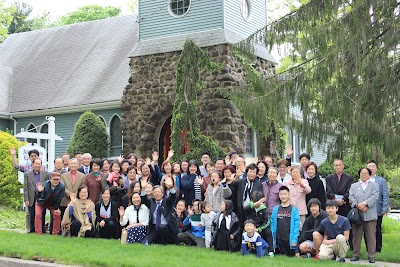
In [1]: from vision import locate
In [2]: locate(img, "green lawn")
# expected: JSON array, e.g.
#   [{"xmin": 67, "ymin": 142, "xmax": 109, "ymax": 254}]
[
  {"xmin": 0, "ymin": 208, "xmax": 399, "ymax": 266},
  {"xmin": 0, "ymin": 230, "xmax": 371, "ymax": 267}
]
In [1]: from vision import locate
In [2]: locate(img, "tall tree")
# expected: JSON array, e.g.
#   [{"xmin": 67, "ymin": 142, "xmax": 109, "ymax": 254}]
[
  {"xmin": 229, "ymin": 0, "xmax": 400, "ymax": 162},
  {"xmin": 0, "ymin": 0, "xmax": 12, "ymax": 42},
  {"xmin": 7, "ymin": 1, "xmax": 32, "ymax": 34},
  {"xmin": 58, "ymin": 5, "xmax": 121, "ymax": 26}
]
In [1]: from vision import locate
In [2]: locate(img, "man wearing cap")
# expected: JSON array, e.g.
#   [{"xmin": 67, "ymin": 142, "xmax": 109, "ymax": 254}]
[{"xmin": 35, "ymin": 172, "xmax": 65, "ymax": 235}]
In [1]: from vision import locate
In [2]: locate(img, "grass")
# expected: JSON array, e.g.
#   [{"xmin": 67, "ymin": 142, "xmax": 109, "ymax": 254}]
[
  {"xmin": 0, "ymin": 230, "xmax": 372, "ymax": 267},
  {"xmin": 0, "ymin": 208, "xmax": 399, "ymax": 266},
  {"xmin": 0, "ymin": 208, "xmax": 25, "ymax": 230}
]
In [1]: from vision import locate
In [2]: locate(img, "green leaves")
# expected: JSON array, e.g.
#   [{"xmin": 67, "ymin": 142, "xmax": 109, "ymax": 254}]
[
  {"xmin": 58, "ymin": 5, "xmax": 121, "ymax": 26},
  {"xmin": 171, "ymin": 40, "xmax": 224, "ymax": 161},
  {"xmin": 233, "ymin": 0, "xmax": 400, "ymax": 162},
  {"xmin": 0, "ymin": 131, "xmax": 25, "ymax": 209},
  {"xmin": 66, "ymin": 111, "xmax": 109, "ymax": 158}
]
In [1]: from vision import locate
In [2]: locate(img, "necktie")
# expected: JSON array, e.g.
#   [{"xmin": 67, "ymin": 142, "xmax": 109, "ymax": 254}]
[
  {"xmin": 155, "ymin": 202, "xmax": 161, "ymax": 231},
  {"xmin": 85, "ymin": 167, "xmax": 89, "ymax": 175}
]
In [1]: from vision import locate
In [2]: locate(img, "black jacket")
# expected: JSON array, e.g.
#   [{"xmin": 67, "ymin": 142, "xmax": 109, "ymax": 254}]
[
  {"xmin": 232, "ymin": 179, "xmax": 263, "ymax": 222},
  {"xmin": 141, "ymin": 191, "xmax": 176, "ymax": 232},
  {"xmin": 296, "ymin": 211, "xmax": 328, "ymax": 253},
  {"xmin": 36, "ymin": 180, "xmax": 65, "ymax": 210},
  {"xmin": 243, "ymin": 203, "xmax": 270, "ymax": 231},
  {"xmin": 306, "ymin": 174, "xmax": 327, "ymax": 210},
  {"xmin": 95, "ymin": 200, "xmax": 118, "ymax": 224}
]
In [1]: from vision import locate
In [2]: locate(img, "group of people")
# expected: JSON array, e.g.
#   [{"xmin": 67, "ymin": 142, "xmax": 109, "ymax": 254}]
[{"xmin": 10, "ymin": 147, "xmax": 389, "ymax": 263}]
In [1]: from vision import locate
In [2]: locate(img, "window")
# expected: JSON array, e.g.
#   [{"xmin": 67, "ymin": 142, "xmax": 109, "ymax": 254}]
[
  {"xmin": 245, "ymin": 127, "xmax": 256, "ymax": 156},
  {"xmin": 240, "ymin": 0, "xmax": 252, "ymax": 21},
  {"xmin": 40, "ymin": 124, "xmax": 48, "ymax": 149},
  {"xmin": 109, "ymin": 115, "xmax": 122, "ymax": 157},
  {"xmin": 98, "ymin": 116, "xmax": 107, "ymax": 127},
  {"xmin": 26, "ymin": 124, "xmax": 37, "ymax": 144},
  {"xmin": 288, "ymin": 128, "xmax": 301, "ymax": 163},
  {"xmin": 169, "ymin": 0, "xmax": 191, "ymax": 17}
]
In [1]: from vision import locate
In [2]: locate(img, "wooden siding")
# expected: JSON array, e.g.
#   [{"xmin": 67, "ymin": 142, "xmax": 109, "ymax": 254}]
[
  {"xmin": 139, "ymin": 0, "xmax": 224, "ymax": 40},
  {"xmin": 224, "ymin": 0, "xmax": 267, "ymax": 38},
  {"xmin": 0, "ymin": 118, "xmax": 11, "ymax": 132},
  {"xmin": 14, "ymin": 108, "xmax": 121, "ymax": 157}
]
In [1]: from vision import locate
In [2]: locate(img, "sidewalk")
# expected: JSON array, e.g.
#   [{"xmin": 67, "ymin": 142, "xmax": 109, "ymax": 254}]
[
  {"xmin": 347, "ymin": 260, "xmax": 400, "ymax": 267},
  {"xmin": 0, "ymin": 257, "xmax": 81, "ymax": 267}
]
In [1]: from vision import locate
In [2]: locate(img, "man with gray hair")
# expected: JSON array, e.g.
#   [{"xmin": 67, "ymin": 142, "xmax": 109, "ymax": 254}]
[{"xmin": 78, "ymin": 153, "xmax": 92, "ymax": 175}]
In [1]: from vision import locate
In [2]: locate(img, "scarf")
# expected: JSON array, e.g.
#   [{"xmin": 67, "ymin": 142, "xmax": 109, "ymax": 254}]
[
  {"xmin": 61, "ymin": 199, "xmax": 96, "ymax": 237},
  {"xmin": 93, "ymin": 171, "xmax": 100, "ymax": 177},
  {"xmin": 107, "ymin": 172, "xmax": 121, "ymax": 187}
]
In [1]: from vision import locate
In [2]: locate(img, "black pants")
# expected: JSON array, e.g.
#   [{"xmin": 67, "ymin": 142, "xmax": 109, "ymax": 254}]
[
  {"xmin": 142, "ymin": 225, "xmax": 174, "ymax": 245},
  {"xmin": 70, "ymin": 220, "xmax": 95, "ymax": 237},
  {"xmin": 276, "ymin": 238, "xmax": 295, "ymax": 257},
  {"xmin": 99, "ymin": 220, "xmax": 119, "ymax": 239},
  {"xmin": 365, "ymin": 215, "xmax": 383, "ymax": 253},
  {"xmin": 260, "ymin": 227, "xmax": 274, "ymax": 253}
]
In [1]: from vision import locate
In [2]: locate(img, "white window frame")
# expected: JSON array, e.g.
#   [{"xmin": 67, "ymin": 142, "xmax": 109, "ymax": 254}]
[
  {"xmin": 168, "ymin": 0, "xmax": 192, "ymax": 18},
  {"xmin": 240, "ymin": 0, "xmax": 253, "ymax": 21}
]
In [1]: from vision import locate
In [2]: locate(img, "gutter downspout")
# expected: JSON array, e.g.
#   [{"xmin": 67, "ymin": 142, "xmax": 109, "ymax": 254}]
[{"xmin": 10, "ymin": 115, "xmax": 17, "ymax": 135}]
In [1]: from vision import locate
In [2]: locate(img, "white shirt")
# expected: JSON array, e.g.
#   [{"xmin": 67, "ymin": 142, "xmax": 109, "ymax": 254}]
[{"xmin": 120, "ymin": 204, "xmax": 150, "ymax": 226}]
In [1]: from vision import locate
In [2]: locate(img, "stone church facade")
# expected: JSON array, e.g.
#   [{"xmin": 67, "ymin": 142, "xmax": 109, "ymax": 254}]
[{"xmin": 122, "ymin": 0, "xmax": 277, "ymax": 159}]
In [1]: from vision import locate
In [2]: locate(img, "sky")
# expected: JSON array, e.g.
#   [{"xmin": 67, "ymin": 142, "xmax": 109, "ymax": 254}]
[{"xmin": 5, "ymin": 0, "xmax": 133, "ymax": 20}]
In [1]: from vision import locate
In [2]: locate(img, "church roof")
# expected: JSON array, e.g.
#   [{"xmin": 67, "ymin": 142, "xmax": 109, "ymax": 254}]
[
  {"xmin": 130, "ymin": 28, "xmax": 277, "ymax": 64},
  {"xmin": 0, "ymin": 15, "xmax": 137, "ymax": 113}
]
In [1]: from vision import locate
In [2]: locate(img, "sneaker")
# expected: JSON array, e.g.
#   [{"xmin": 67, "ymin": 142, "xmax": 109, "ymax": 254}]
[
  {"xmin": 338, "ymin": 258, "xmax": 346, "ymax": 263},
  {"xmin": 302, "ymin": 253, "xmax": 312, "ymax": 258},
  {"xmin": 269, "ymin": 252, "xmax": 274, "ymax": 258}
]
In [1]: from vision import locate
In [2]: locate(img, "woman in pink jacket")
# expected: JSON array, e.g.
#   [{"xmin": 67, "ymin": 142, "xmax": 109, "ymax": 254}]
[{"xmin": 285, "ymin": 166, "xmax": 311, "ymax": 229}]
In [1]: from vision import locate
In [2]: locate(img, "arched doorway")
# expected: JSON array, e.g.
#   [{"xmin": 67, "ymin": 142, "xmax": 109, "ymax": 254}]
[
  {"xmin": 159, "ymin": 117, "xmax": 172, "ymax": 163},
  {"xmin": 159, "ymin": 116, "xmax": 190, "ymax": 162}
]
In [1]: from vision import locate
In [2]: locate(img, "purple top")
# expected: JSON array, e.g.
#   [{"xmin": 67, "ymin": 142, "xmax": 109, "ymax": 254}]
[{"xmin": 262, "ymin": 180, "xmax": 283, "ymax": 214}]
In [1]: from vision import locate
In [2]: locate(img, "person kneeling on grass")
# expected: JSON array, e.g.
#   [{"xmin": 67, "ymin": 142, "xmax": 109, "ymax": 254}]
[
  {"xmin": 35, "ymin": 172, "xmax": 65, "ymax": 235},
  {"xmin": 270, "ymin": 185, "xmax": 300, "ymax": 257},
  {"xmin": 242, "ymin": 219, "xmax": 269, "ymax": 257},
  {"xmin": 318, "ymin": 200, "xmax": 351, "ymax": 262},
  {"xmin": 295, "ymin": 198, "xmax": 327, "ymax": 259},
  {"xmin": 61, "ymin": 186, "xmax": 96, "ymax": 237},
  {"xmin": 177, "ymin": 199, "xmax": 205, "ymax": 247}
]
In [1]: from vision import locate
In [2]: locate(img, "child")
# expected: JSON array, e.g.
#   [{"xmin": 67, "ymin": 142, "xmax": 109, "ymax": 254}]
[
  {"xmin": 242, "ymin": 219, "xmax": 269, "ymax": 257},
  {"xmin": 270, "ymin": 185, "xmax": 300, "ymax": 257},
  {"xmin": 200, "ymin": 201, "xmax": 216, "ymax": 248},
  {"xmin": 212, "ymin": 199, "xmax": 241, "ymax": 252},
  {"xmin": 318, "ymin": 200, "xmax": 351, "ymax": 262},
  {"xmin": 243, "ymin": 191, "xmax": 275, "ymax": 257},
  {"xmin": 172, "ymin": 200, "xmax": 188, "ymax": 235},
  {"xmin": 205, "ymin": 171, "xmax": 232, "ymax": 212},
  {"xmin": 296, "ymin": 198, "xmax": 328, "ymax": 258},
  {"xmin": 177, "ymin": 199, "xmax": 205, "ymax": 247}
]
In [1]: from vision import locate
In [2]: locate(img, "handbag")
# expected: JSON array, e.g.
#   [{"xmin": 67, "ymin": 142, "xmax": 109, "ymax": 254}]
[
  {"xmin": 120, "ymin": 228, "xmax": 128, "ymax": 244},
  {"xmin": 347, "ymin": 207, "xmax": 363, "ymax": 225}
]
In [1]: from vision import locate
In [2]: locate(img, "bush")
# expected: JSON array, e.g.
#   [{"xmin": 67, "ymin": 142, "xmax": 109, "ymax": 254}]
[
  {"xmin": 382, "ymin": 216, "xmax": 400, "ymax": 234},
  {"xmin": 318, "ymin": 155, "xmax": 364, "ymax": 181},
  {"xmin": 0, "ymin": 131, "xmax": 25, "ymax": 209},
  {"xmin": 66, "ymin": 111, "xmax": 109, "ymax": 158}
]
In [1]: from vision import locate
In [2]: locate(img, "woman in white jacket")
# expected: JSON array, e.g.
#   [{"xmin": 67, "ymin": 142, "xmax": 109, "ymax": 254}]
[
  {"xmin": 205, "ymin": 171, "xmax": 231, "ymax": 213},
  {"xmin": 118, "ymin": 192, "xmax": 150, "ymax": 243}
]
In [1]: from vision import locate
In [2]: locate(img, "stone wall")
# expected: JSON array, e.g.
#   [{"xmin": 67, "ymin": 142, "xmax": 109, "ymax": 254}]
[{"xmin": 121, "ymin": 44, "xmax": 275, "ymax": 158}]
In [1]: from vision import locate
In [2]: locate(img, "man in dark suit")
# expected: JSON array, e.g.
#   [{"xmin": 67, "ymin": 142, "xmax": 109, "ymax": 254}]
[
  {"xmin": 233, "ymin": 163, "xmax": 263, "ymax": 224},
  {"xmin": 24, "ymin": 158, "xmax": 48, "ymax": 233},
  {"xmin": 77, "ymin": 153, "xmax": 92, "ymax": 175},
  {"xmin": 325, "ymin": 159, "xmax": 353, "ymax": 248},
  {"xmin": 142, "ymin": 185, "xmax": 177, "ymax": 245},
  {"xmin": 366, "ymin": 160, "xmax": 389, "ymax": 253}
]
